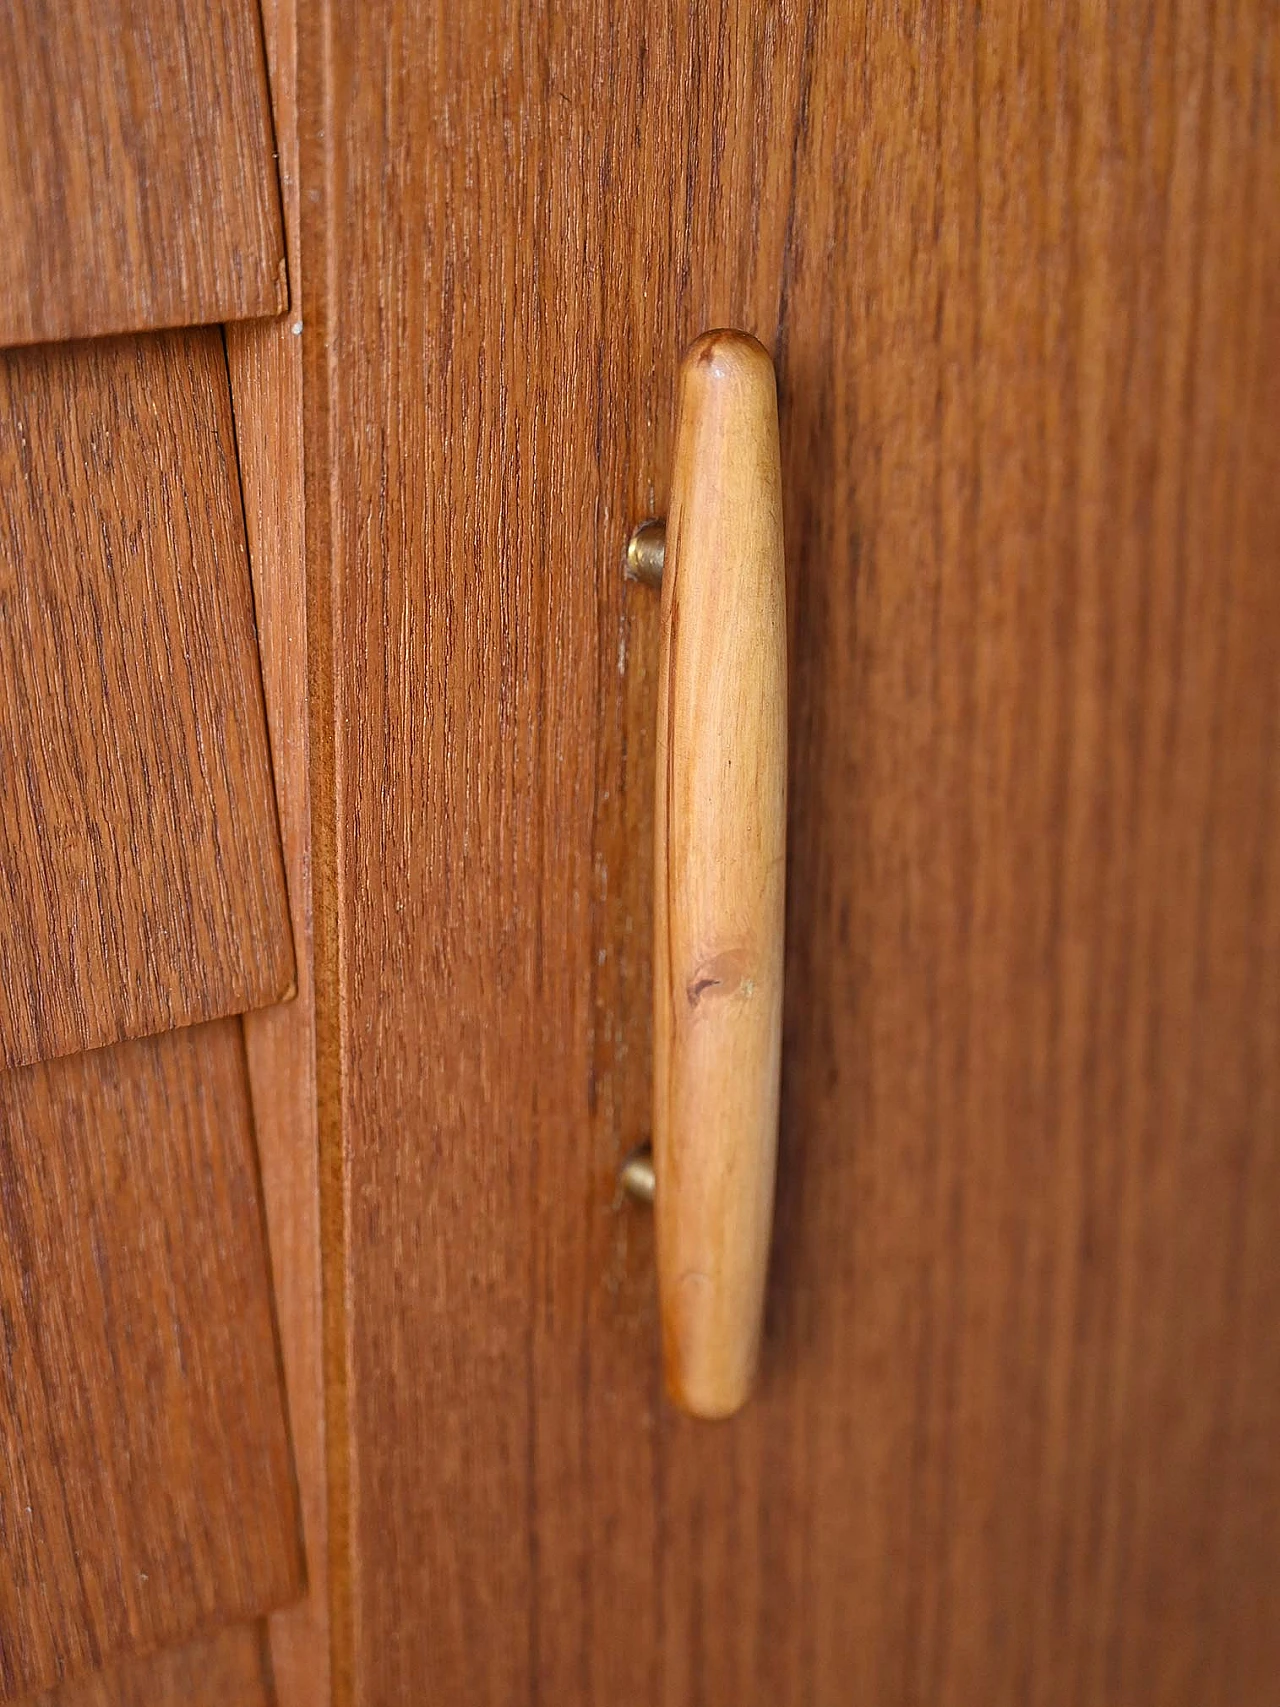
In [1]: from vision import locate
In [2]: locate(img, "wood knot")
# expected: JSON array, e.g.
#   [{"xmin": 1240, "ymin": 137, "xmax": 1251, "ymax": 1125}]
[{"xmin": 686, "ymin": 947, "xmax": 754, "ymax": 1010}]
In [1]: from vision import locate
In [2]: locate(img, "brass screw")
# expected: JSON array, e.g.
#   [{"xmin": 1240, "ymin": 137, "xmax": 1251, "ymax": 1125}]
[
  {"xmin": 618, "ymin": 1144, "xmax": 656, "ymax": 1205},
  {"xmin": 624, "ymin": 519, "xmax": 666, "ymax": 589}
]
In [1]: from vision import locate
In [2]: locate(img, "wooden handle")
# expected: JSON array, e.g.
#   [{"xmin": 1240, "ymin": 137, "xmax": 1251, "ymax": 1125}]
[{"xmin": 653, "ymin": 331, "xmax": 787, "ymax": 1419}]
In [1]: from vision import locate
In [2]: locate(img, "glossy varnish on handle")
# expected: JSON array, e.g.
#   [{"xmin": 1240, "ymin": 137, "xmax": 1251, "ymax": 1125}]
[{"xmin": 654, "ymin": 331, "xmax": 787, "ymax": 1419}]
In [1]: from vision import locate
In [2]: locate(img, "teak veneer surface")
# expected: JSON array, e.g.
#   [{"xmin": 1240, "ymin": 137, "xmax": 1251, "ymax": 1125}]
[
  {"xmin": 303, "ymin": 2, "xmax": 1280, "ymax": 1703},
  {"xmin": 0, "ymin": 329, "xmax": 294, "ymax": 1071},
  {"xmin": 0, "ymin": 1021, "xmax": 302, "ymax": 1701},
  {"xmin": 0, "ymin": 0, "xmax": 286, "ymax": 347},
  {"xmin": 25, "ymin": 1623, "xmax": 273, "ymax": 1707}
]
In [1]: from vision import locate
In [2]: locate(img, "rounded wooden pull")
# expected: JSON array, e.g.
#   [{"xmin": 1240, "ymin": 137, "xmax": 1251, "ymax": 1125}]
[{"xmin": 653, "ymin": 330, "xmax": 787, "ymax": 1420}]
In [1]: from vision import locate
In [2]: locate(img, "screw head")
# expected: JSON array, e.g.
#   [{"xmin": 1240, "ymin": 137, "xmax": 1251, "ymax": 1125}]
[
  {"xmin": 624, "ymin": 519, "xmax": 666, "ymax": 589},
  {"xmin": 618, "ymin": 1144, "xmax": 656, "ymax": 1205}
]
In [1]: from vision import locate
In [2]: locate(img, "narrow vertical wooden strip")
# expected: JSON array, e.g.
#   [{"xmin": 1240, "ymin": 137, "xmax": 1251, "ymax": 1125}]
[
  {"xmin": 228, "ymin": 0, "xmax": 331, "ymax": 1697},
  {"xmin": 297, "ymin": 0, "xmax": 351, "ymax": 1692}
]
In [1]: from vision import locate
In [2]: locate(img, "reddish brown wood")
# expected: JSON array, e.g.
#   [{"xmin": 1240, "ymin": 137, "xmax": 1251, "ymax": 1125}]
[
  {"xmin": 303, "ymin": 2, "xmax": 1280, "ymax": 1702},
  {"xmin": 302, "ymin": 14, "xmax": 807, "ymax": 1697},
  {"xmin": 0, "ymin": 329, "xmax": 294, "ymax": 1071},
  {"xmin": 0, "ymin": 1020, "xmax": 302, "ymax": 1700},
  {"xmin": 0, "ymin": 0, "xmax": 286, "ymax": 348},
  {"xmin": 229, "ymin": 0, "xmax": 330, "ymax": 1697},
  {"xmin": 27, "ymin": 1625, "xmax": 273, "ymax": 1707}
]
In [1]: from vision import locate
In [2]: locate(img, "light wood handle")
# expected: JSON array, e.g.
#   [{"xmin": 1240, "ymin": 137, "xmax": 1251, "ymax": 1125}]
[{"xmin": 653, "ymin": 331, "xmax": 787, "ymax": 1420}]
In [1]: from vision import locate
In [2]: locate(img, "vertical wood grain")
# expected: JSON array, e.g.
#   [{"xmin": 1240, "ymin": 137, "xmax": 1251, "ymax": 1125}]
[
  {"xmin": 0, "ymin": 1021, "xmax": 302, "ymax": 1701},
  {"xmin": 229, "ymin": 0, "xmax": 331, "ymax": 1695},
  {"xmin": 0, "ymin": 329, "xmax": 295, "ymax": 1070},
  {"xmin": 303, "ymin": 10, "xmax": 809, "ymax": 1700},
  {"xmin": 303, "ymin": 1, "xmax": 1280, "ymax": 1702},
  {"xmin": 0, "ymin": 0, "xmax": 286, "ymax": 347}
]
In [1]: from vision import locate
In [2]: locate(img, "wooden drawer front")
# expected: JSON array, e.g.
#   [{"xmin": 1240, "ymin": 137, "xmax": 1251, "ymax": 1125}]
[
  {"xmin": 0, "ymin": 329, "xmax": 294, "ymax": 1069},
  {"xmin": 0, "ymin": 0, "xmax": 285, "ymax": 348},
  {"xmin": 0, "ymin": 1020, "xmax": 302, "ymax": 1700}
]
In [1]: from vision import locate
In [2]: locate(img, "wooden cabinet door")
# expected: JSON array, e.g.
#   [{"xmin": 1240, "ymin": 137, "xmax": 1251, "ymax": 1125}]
[{"xmin": 304, "ymin": 4, "xmax": 1280, "ymax": 1703}]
